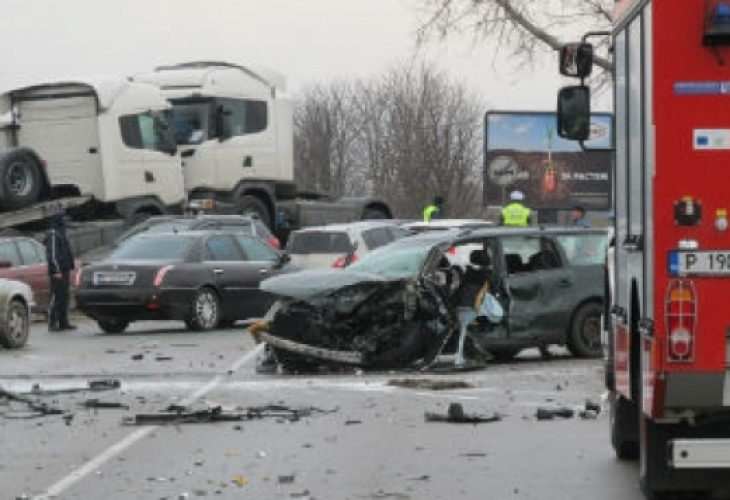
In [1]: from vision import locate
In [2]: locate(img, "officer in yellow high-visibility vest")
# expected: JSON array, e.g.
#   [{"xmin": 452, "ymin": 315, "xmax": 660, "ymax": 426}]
[
  {"xmin": 423, "ymin": 196, "xmax": 444, "ymax": 222},
  {"xmin": 500, "ymin": 190, "xmax": 532, "ymax": 226}
]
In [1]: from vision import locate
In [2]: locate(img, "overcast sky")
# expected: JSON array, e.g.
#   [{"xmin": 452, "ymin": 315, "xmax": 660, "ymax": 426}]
[{"xmin": 1, "ymin": 0, "xmax": 573, "ymax": 111}]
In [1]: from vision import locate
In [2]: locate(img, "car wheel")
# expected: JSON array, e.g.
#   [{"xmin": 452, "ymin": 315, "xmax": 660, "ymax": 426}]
[
  {"xmin": 186, "ymin": 287, "xmax": 220, "ymax": 331},
  {"xmin": 0, "ymin": 298, "xmax": 29, "ymax": 348},
  {"xmin": 567, "ymin": 301, "xmax": 603, "ymax": 358},
  {"xmin": 0, "ymin": 148, "xmax": 43, "ymax": 211},
  {"xmin": 97, "ymin": 319, "xmax": 129, "ymax": 334}
]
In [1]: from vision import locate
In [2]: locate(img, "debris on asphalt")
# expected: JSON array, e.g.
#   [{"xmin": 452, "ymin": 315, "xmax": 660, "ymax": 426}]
[
  {"xmin": 0, "ymin": 386, "xmax": 65, "ymax": 418},
  {"xmin": 25, "ymin": 378, "xmax": 121, "ymax": 396},
  {"xmin": 123, "ymin": 404, "xmax": 333, "ymax": 425},
  {"xmin": 387, "ymin": 378, "xmax": 473, "ymax": 391},
  {"xmin": 278, "ymin": 474, "xmax": 296, "ymax": 484},
  {"xmin": 536, "ymin": 398, "xmax": 603, "ymax": 420},
  {"xmin": 82, "ymin": 399, "xmax": 129, "ymax": 410},
  {"xmin": 232, "ymin": 475, "xmax": 248, "ymax": 487},
  {"xmin": 131, "ymin": 354, "xmax": 144, "ymax": 360},
  {"xmin": 535, "ymin": 406, "xmax": 575, "ymax": 420},
  {"xmin": 424, "ymin": 402, "xmax": 501, "ymax": 424}
]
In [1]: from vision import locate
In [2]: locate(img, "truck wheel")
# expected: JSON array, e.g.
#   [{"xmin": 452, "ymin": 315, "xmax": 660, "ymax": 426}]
[
  {"xmin": 567, "ymin": 302, "xmax": 603, "ymax": 358},
  {"xmin": 0, "ymin": 148, "xmax": 43, "ymax": 211},
  {"xmin": 126, "ymin": 210, "xmax": 155, "ymax": 228},
  {"xmin": 609, "ymin": 394, "xmax": 639, "ymax": 460},
  {"xmin": 361, "ymin": 206, "xmax": 388, "ymax": 220},
  {"xmin": 236, "ymin": 195, "xmax": 272, "ymax": 229},
  {"xmin": 186, "ymin": 287, "xmax": 220, "ymax": 331},
  {"xmin": 0, "ymin": 298, "xmax": 29, "ymax": 349},
  {"xmin": 97, "ymin": 319, "xmax": 129, "ymax": 334}
]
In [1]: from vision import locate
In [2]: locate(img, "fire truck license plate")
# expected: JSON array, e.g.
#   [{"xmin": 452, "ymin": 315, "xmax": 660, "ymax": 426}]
[{"xmin": 669, "ymin": 250, "xmax": 730, "ymax": 276}]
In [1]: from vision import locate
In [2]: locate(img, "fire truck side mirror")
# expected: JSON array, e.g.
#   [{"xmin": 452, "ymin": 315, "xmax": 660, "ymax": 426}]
[
  {"xmin": 559, "ymin": 42, "xmax": 594, "ymax": 78},
  {"xmin": 557, "ymin": 85, "xmax": 591, "ymax": 142}
]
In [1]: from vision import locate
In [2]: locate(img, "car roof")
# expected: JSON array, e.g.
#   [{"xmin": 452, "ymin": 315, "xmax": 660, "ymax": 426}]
[
  {"xmin": 389, "ymin": 226, "xmax": 608, "ymax": 249},
  {"xmin": 403, "ymin": 219, "xmax": 493, "ymax": 228},
  {"xmin": 291, "ymin": 220, "xmax": 400, "ymax": 234}
]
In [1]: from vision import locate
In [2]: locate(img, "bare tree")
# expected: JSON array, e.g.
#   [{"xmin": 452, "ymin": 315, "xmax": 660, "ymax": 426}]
[
  {"xmin": 293, "ymin": 65, "xmax": 485, "ymax": 219},
  {"xmin": 293, "ymin": 81, "xmax": 365, "ymax": 196},
  {"xmin": 414, "ymin": 0, "xmax": 613, "ymax": 75},
  {"xmin": 355, "ymin": 65, "xmax": 484, "ymax": 218}
]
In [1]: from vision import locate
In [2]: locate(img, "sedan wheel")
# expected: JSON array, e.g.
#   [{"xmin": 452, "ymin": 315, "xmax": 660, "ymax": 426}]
[
  {"xmin": 567, "ymin": 302, "xmax": 603, "ymax": 358},
  {"xmin": 0, "ymin": 299, "xmax": 29, "ymax": 348},
  {"xmin": 186, "ymin": 287, "xmax": 220, "ymax": 331},
  {"xmin": 97, "ymin": 319, "xmax": 129, "ymax": 334}
]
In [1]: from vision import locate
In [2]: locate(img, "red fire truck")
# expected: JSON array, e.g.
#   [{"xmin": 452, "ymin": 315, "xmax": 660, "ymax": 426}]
[{"xmin": 557, "ymin": 1, "xmax": 730, "ymax": 498}]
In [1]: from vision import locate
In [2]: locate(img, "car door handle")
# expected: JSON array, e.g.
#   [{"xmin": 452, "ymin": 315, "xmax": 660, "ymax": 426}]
[
  {"xmin": 214, "ymin": 269, "xmax": 224, "ymax": 275},
  {"xmin": 558, "ymin": 279, "xmax": 571, "ymax": 287},
  {"xmin": 259, "ymin": 269, "xmax": 269, "ymax": 274}
]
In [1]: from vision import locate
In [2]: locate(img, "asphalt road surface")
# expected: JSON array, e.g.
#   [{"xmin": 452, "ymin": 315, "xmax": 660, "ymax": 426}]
[{"xmin": 2, "ymin": 316, "xmax": 650, "ymax": 500}]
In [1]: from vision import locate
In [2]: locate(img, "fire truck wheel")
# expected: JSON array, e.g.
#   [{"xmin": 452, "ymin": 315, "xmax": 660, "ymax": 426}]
[
  {"xmin": 567, "ymin": 301, "xmax": 603, "ymax": 358},
  {"xmin": 609, "ymin": 394, "xmax": 639, "ymax": 460},
  {"xmin": 236, "ymin": 194, "xmax": 272, "ymax": 229},
  {"xmin": 0, "ymin": 148, "xmax": 43, "ymax": 211}
]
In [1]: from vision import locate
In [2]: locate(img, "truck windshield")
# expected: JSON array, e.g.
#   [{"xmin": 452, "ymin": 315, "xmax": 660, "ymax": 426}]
[{"xmin": 168, "ymin": 99, "xmax": 213, "ymax": 145}]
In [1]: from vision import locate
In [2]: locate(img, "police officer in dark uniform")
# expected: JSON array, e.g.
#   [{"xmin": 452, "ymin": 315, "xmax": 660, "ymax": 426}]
[{"xmin": 45, "ymin": 210, "xmax": 77, "ymax": 332}]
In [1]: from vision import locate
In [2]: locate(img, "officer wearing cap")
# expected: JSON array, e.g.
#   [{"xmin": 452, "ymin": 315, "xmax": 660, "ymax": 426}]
[
  {"xmin": 500, "ymin": 190, "xmax": 532, "ymax": 226},
  {"xmin": 44, "ymin": 210, "xmax": 76, "ymax": 332},
  {"xmin": 423, "ymin": 196, "xmax": 444, "ymax": 222}
]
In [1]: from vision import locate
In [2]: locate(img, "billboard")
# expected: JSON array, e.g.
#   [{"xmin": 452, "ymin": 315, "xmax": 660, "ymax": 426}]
[{"xmin": 484, "ymin": 110, "xmax": 613, "ymax": 211}]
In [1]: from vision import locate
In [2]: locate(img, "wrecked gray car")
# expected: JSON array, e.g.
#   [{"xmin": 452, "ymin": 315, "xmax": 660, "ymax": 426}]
[{"xmin": 252, "ymin": 227, "xmax": 607, "ymax": 372}]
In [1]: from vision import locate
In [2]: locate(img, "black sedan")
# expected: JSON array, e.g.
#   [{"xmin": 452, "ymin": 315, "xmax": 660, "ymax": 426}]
[{"xmin": 76, "ymin": 231, "xmax": 300, "ymax": 333}]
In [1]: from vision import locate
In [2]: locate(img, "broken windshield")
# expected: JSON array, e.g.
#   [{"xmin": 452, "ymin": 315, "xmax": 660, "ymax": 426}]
[{"xmin": 346, "ymin": 244, "xmax": 431, "ymax": 279}]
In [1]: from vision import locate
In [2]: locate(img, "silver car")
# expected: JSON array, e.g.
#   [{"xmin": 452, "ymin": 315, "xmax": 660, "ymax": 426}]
[{"xmin": 0, "ymin": 278, "xmax": 33, "ymax": 349}]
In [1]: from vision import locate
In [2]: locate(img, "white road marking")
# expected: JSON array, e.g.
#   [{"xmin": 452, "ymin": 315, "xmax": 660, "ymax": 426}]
[{"xmin": 32, "ymin": 343, "xmax": 264, "ymax": 500}]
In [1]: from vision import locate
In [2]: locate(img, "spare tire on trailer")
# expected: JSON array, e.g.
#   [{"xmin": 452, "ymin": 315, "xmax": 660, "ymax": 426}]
[{"xmin": 0, "ymin": 148, "xmax": 45, "ymax": 211}]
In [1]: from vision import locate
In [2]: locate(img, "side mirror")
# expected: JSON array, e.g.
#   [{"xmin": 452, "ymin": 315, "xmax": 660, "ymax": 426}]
[
  {"xmin": 557, "ymin": 85, "xmax": 591, "ymax": 141},
  {"xmin": 559, "ymin": 42, "xmax": 594, "ymax": 78}
]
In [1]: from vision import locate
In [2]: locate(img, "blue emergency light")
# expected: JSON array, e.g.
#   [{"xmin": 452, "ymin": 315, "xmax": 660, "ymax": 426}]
[{"xmin": 704, "ymin": 0, "xmax": 730, "ymax": 45}]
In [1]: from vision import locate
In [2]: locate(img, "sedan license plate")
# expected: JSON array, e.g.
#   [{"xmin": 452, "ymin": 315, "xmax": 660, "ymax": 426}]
[
  {"xmin": 93, "ymin": 271, "xmax": 136, "ymax": 286},
  {"xmin": 669, "ymin": 250, "xmax": 730, "ymax": 276}
]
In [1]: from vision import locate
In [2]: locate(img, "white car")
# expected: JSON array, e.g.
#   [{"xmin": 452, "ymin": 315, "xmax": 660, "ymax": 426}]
[
  {"xmin": 285, "ymin": 221, "xmax": 411, "ymax": 268},
  {"xmin": 0, "ymin": 278, "xmax": 33, "ymax": 349}
]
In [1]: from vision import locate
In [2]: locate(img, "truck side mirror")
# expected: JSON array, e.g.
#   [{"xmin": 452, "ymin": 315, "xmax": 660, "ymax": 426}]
[
  {"xmin": 559, "ymin": 42, "xmax": 594, "ymax": 78},
  {"xmin": 557, "ymin": 85, "xmax": 591, "ymax": 141}
]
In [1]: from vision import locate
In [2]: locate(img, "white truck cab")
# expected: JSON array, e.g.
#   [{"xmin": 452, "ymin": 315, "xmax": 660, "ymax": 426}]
[
  {"xmin": 0, "ymin": 77, "xmax": 184, "ymax": 220},
  {"xmin": 133, "ymin": 62, "xmax": 295, "ymax": 203}
]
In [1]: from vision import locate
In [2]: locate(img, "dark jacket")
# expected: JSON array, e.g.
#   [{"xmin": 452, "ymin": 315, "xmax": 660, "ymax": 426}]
[{"xmin": 45, "ymin": 214, "xmax": 75, "ymax": 275}]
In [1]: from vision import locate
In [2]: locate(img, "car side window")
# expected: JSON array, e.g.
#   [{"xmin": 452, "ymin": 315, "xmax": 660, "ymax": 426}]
[
  {"xmin": 0, "ymin": 242, "xmax": 21, "ymax": 267},
  {"xmin": 234, "ymin": 235, "xmax": 278, "ymax": 262},
  {"xmin": 205, "ymin": 235, "xmax": 243, "ymax": 262},
  {"xmin": 17, "ymin": 239, "xmax": 44, "ymax": 265},
  {"xmin": 556, "ymin": 234, "xmax": 607, "ymax": 266},
  {"xmin": 502, "ymin": 236, "xmax": 562, "ymax": 273}
]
